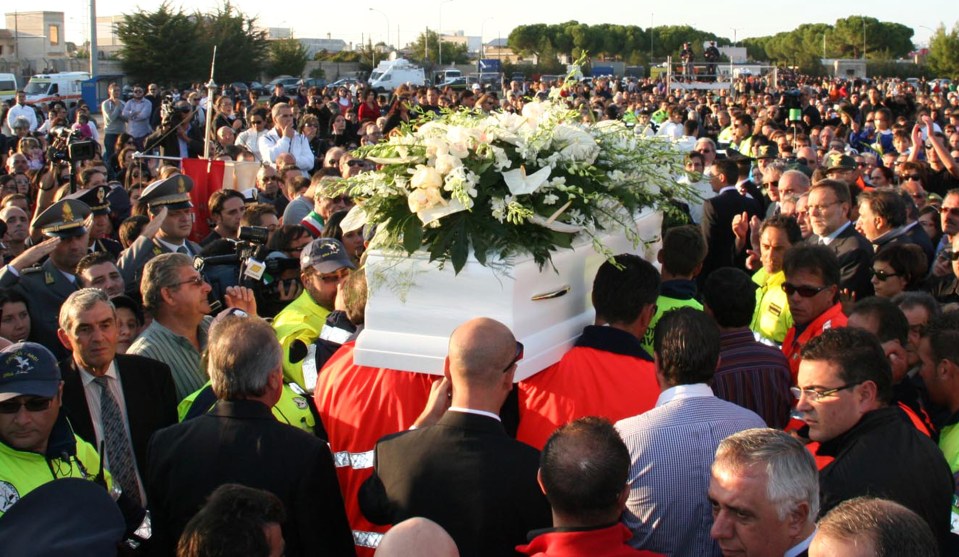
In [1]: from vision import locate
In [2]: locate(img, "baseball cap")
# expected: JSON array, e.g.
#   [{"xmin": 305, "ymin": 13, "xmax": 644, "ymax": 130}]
[
  {"xmin": 300, "ymin": 238, "xmax": 357, "ymax": 274},
  {"xmin": 0, "ymin": 342, "xmax": 62, "ymax": 402}
]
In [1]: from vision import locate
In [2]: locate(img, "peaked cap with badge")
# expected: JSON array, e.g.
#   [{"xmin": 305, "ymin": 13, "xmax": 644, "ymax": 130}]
[
  {"xmin": 31, "ymin": 199, "xmax": 92, "ymax": 239},
  {"xmin": 138, "ymin": 174, "xmax": 194, "ymax": 211}
]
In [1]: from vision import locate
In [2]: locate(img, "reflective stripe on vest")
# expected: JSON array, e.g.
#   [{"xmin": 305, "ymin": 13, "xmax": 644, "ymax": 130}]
[
  {"xmin": 333, "ymin": 450, "xmax": 374, "ymax": 469},
  {"xmin": 353, "ymin": 530, "xmax": 384, "ymax": 548}
]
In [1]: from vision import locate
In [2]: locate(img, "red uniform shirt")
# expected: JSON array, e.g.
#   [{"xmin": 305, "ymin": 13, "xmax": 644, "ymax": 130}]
[
  {"xmin": 782, "ymin": 302, "xmax": 848, "ymax": 384},
  {"xmin": 517, "ymin": 326, "xmax": 659, "ymax": 450},
  {"xmin": 314, "ymin": 341, "xmax": 434, "ymax": 556}
]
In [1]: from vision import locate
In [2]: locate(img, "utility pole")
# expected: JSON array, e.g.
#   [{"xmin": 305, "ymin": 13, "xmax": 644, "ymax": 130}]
[{"xmin": 89, "ymin": 0, "xmax": 99, "ymax": 76}]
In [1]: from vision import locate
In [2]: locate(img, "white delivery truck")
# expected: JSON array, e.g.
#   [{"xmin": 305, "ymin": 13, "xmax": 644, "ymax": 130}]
[
  {"xmin": 23, "ymin": 71, "xmax": 90, "ymax": 106},
  {"xmin": 368, "ymin": 57, "xmax": 426, "ymax": 93}
]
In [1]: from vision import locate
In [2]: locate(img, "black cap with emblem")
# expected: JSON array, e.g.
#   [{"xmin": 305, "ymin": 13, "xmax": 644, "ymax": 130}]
[
  {"xmin": 138, "ymin": 174, "xmax": 194, "ymax": 212},
  {"xmin": 64, "ymin": 185, "xmax": 111, "ymax": 216},
  {"xmin": 31, "ymin": 199, "xmax": 92, "ymax": 238}
]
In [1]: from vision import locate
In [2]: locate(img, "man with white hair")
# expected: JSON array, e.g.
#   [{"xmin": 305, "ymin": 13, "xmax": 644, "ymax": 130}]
[
  {"xmin": 708, "ymin": 428, "xmax": 818, "ymax": 556},
  {"xmin": 258, "ymin": 102, "xmax": 314, "ymax": 173}
]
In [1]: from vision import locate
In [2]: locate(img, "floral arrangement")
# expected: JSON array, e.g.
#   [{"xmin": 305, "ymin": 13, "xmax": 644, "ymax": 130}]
[{"xmin": 342, "ymin": 100, "xmax": 694, "ymax": 273}]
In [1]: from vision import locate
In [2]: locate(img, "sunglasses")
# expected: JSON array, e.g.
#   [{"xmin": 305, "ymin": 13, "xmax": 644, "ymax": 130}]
[
  {"xmin": 940, "ymin": 250, "xmax": 959, "ymax": 262},
  {"xmin": 347, "ymin": 160, "xmax": 368, "ymax": 168},
  {"xmin": 172, "ymin": 276, "xmax": 205, "ymax": 288},
  {"xmin": 502, "ymin": 341, "xmax": 525, "ymax": 373},
  {"xmin": 251, "ymin": 120, "xmax": 264, "ymax": 125},
  {"xmin": 782, "ymin": 283, "xmax": 830, "ymax": 297},
  {"xmin": 942, "ymin": 207, "xmax": 959, "ymax": 217},
  {"xmin": 871, "ymin": 268, "xmax": 900, "ymax": 281},
  {"xmin": 0, "ymin": 397, "xmax": 54, "ymax": 414},
  {"xmin": 900, "ymin": 174, "xmax": 922, "ymax": 182}
]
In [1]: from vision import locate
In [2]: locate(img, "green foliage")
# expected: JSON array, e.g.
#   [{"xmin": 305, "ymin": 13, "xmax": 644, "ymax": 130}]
[
  {"xmin": 927, "ymin": 23, "xmax": 959, "ymax": 78},
  {"xmin": 508, "ymin": 21, "xmax": 726, "ymax": 62},
  {"xmin": 197, "ymin": 2, "xmax": 268, "ymax": 83},
  {"xmin": 268, "ymin": 38, "xmax": 309, "ymax": 78},
  {"xmin": 409, "ymin": 29, "xmax": 470, "ymax": 66},
  {"xmin": 117, "ymin": 2, "xmax": 200, "ymax": 84},
  {"xmin": 117, "ymin": 1, "xmax": 267, "ymax": 85}
]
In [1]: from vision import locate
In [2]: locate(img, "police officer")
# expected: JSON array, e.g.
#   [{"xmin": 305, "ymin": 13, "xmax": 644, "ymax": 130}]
[
  {"xmin": 117, "ymin": 174, "xmax": 202, "ymax": 297},
  {"xmin": 64, "ymin": 185, "xmax": 123, "ymax": 257},
  {"xmin": 0, "ymin": 342, "xmax": 109, "ymax": 519},
  {"xmin": 0, "ymin": 199, "xmax": 91, "ymax": 358}
]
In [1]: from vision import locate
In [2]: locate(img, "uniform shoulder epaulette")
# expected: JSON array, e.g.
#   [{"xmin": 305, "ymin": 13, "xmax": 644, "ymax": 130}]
[{"xmin": 21, "ymin": 266, "xmax": 44, "ymax": 275}]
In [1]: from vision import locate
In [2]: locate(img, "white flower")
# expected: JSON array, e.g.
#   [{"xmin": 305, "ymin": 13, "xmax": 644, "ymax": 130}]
[
  {"xmin": 543, "ymin": 194, "xmax": 559, "ymax": 205},
  {"xmin": 490, "ymin": 197, "xmax": 508, "ymax": 222},
  {"xmin": 502, "ymin": 166, "xmax": 551, "ymax": 196},
  {"xmin": 445, "ymin": 126, "xmax": 473, "ymax": 158},
  {"xmin": 410, "ymin": 165, "xmax": 443, "ymax": 191},
  {"xmin": 408, "ymin": 186, "xmax": 445, "ymax": 213},
  {"xmin": 418, "ymin": 197, "xmax": 468, "ymax": 225},
  {"xmin": 553, "ymin": 124, "xmax": 600, "ymax": 164},
  {"xmin": 521, "ymin": 102, "xmax": 547, "ymax": 125},
  {"xmin": 434, "ymin": 153, "xmax": 462, "ymax": 175},
  {"xmin": 490, "ymin": 146, "xmax": 511, "ymax": 170}
]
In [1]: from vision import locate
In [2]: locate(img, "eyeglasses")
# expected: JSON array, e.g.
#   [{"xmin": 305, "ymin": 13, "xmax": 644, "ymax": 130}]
[
  {"xmin": 763, "ymin": 180, "xmax": 779, "ymax": 189},
  {"xmin": 0, "ymin": 397, "xmax": 54, "ymax": 414},
  {"xmin": 871, "ymin": 268, "xmax": 900, "ymax": 281},
  {"xmin": 502, "ymin": 341, "xmax": 525, "ymax": 373},
  {"xmin": 942, "ymin": 207, "xmax": 959, "ymax": 217},
  {"xmin": 263, "ymin": 176, "xmax": 282, "ymax": 183},
  {"xmin": 900, "ymin": 174, "xmax": 922, "ymax": 182},
  {"xmin": 782, "ymin": 283, "xmax": 830, "ymax": 297},
  {"xmin": 251, "ymin": 120, "xmax": 264, "ymax": 125},
  {"xmin": 347, "ymin": 160, "xmax": 368, "ymax": 168},
  {"xmin": 303, "ymin": 123, "xmax": 317, "ymax": 128},
  {"xmin": 940, "ymin": 250, "xmax": 959, "ymax": 262},
  {"xmin": 791, "ymin": 382, "xmax": 863, "ymax": 402},
  {"xmin": 807, "ymin": 201, "xmax": 840, "ymax": 214},
  {"xmin": 171, "ymin": 275, "xmax": 206, "ymax": 288}
]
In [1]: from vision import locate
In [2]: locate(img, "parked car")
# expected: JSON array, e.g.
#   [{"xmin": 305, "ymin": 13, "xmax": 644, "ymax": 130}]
[
  {"xmin": 248, "ymin": 81, "xmax": 268, "ymax": 97},
  {"xmin": 330, "ymin": 77, "xmax": 365, "ymax": 90},
  {"xmin": 229, "ymin": 82, "xmax": 249, "ymax": 97},
  {"xmin": 298, "ymin": 78, "xmax": 327, "ymax": 91},
  {"xmin": 437, "ymin": 76, "xmax": 470, "ymax": 90},
  {"xmin": 266, "ymin": 75, "xmax": 300, "ymax": 95}
]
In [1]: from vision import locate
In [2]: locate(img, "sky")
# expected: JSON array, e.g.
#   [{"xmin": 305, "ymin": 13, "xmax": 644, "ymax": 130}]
[{"xmin": 7, "ymin": 0, "xmax": 955, "ymax": 50}]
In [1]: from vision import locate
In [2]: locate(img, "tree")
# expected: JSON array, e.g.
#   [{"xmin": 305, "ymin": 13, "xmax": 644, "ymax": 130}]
[
  {"xmin": 409, "ymin": 29, "xmax": 470, "ymax": 66},
  {"xmin": 268, "ymin": 38, "xmax": 309, "ymax": 78},
  {"xmin": 117, "ymin": 2, "xmax": 201, "ymax": 84},
  {"xmin": 195, "ymin": 2, "xmax": 269, "ymax": 83},
  {"xmin": 927, "ymin": 22, "xmax": 959, "ymax": 77}
]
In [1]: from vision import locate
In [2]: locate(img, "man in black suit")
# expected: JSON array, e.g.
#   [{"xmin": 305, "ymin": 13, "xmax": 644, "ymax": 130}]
[
  {"xmin": 359, "ymin": 317, "xmax": 552, "ymax": 557},
  {"xmin": 806, "ymin": 179, "xmax": 874, "ymax": 299},
  {"xmin": 856, "ymin": 188, "xmax": 920, "ymax": 255},
  {"xmin": 57, "ymin": 288, "xmax": 177, "ymax": 508},
  {"xmin": 145, "ymin": 314, "xmax": 354, "ymax": 557},
  {"xmin": 709, "ymin": 428, "xmax": 819, "ymax": 557},
  {"xmin": 700, "ymin": 158, "xmax": 761, "ymax": 285}
]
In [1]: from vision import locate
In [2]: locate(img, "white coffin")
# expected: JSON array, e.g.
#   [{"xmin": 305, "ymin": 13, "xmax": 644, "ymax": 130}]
[{"xmin": 353, "ymin": 208, "xmax": 663, "ymax": 381}]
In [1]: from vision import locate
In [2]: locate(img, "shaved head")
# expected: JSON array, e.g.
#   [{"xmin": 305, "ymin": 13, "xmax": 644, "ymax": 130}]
[
  {"xmin": 374, "ymin": 517, "xmax": 459, "ymax": 557},
  {"xmin": 447, "ymin": 317, "xmax": 516, "ymax": 388}
]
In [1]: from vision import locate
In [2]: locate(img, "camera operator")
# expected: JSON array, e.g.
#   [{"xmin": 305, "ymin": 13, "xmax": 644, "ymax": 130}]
[
  {"xmin": 680, "ymin": 42, "xmax": 695, "ymax": 82},
  {"xmin": 143, "ymin": 99, "xmax": 204, "ymax": 159},
  {"xmin": 704, "ymin": 41, "xmax": 720, "ymax": 82}
]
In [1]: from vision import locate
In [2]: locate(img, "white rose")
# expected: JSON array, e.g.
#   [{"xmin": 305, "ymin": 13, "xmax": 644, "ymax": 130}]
[
  {"xmin": 410, "ymin": 165, "xmax": 443, "ymax": 191},
  {"xmin": 435, "ymin": 153, "xmax": 462, "ymax": 175},
  {"xmin": 407, "ymin": 186, "xmax": 445, "ymax": 213}
]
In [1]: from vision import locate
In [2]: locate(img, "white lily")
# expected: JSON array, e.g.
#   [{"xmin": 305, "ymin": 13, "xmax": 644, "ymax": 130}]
[
  {"xmin": 418, "ymin": 197, "xmax": 468, "ymax": 225},
  {"xmin": 502, "ymin": 166, "xmax": 551, "ymax": 196}
]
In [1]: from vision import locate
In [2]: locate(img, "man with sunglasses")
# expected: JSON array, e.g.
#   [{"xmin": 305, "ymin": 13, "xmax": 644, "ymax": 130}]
[
  {"xmin": 359, "ymin": 317, "xmax": 551, "ymax": 557},
  {"xmin": 795, "ymin": 327, "xmax": 952, "ymax": 550},
  {"xmin": 0, "ymin": 342, "xmax": 108, "ymax": 519},
  {"xmin": 121, "ymin": 85, "xmax": 153, "ymax": 149},
  {"xmin": 781, "ymin": 245, "xmax": 848, "ymax": 383},
  {"xmin": 273, "ymin": 238, "xmax": 355, "ymax": 392}
]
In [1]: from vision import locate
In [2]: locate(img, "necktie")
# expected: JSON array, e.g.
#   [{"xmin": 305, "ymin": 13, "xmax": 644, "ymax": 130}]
[
  {"xmin": 176, "ymin": 245, "xmax": 189, "ymax": 255},
  {"xmin": 94, "ymin": 376, "xmax": 142, "ymax": 506}
]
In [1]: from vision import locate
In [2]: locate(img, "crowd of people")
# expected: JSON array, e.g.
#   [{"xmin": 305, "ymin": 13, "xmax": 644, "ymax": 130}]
[{"xmin": 0, "ymin": 68, "xmax": 959, "ymax": 556}]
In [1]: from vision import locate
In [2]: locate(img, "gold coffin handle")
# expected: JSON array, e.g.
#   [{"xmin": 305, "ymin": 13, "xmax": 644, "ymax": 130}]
[{"xmin": 531, "ymin": 285, "xmax": 571, "ymax": 301}]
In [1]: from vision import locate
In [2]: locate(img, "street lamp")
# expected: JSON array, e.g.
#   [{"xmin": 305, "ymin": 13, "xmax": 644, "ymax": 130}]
[
  {"xmin": 649, "ymin": 13, "xmax": 654, "ymax": 62},
  {"xmin": 369, "ymin": 8, "xmax": 390, "ymax": 50},
  {"xmin": 438, "ymin": 0, "xmax": 454, "ymax": 67}
]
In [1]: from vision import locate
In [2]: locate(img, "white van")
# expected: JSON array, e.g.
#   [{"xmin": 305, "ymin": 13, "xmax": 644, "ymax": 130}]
[
  {"xmin": 23, "ymin": 71, "xmax": 90, "ymax": 106},
  {"xmin": 368, "ymin": 58, "xmax": 426, "ymax": 92},
  {"xmin": 0, "ymin": 73, "xmax": 18, "ymax": 103},
  {"xmin": 434, "ymin": 68, "xmax": 462, "ymax": 85}
]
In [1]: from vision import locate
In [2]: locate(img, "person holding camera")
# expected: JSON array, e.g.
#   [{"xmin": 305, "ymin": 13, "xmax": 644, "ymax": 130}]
[
  {"xmin": 143, "ymin": 100, "xmax": 204, "ymax": 159},
  {"xmin": 680, "ymin": 42, "xmax": 695, "ymax": 82}
]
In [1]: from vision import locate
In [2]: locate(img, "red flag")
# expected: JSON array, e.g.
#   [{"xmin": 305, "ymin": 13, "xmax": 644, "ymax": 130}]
[{"xmin": 181, "ymin": 158, "xmax": 225, "ymax": 243}]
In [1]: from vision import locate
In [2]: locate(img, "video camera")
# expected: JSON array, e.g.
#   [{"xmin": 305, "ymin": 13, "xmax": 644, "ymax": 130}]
[
  {"xmin": 46, "ymin": 127, "xmax": 98, "ymax": 164},
  {"xmin": 194, "ymin": 226, "xmax": 301, "ymax": 317}
]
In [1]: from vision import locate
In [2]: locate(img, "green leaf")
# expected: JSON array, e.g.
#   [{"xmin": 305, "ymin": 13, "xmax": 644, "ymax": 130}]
[
  {"xmin": 402, "ymin": 217, "xmax": 424, "ymax": 254},
  {"xmin": 451, "ymin": 226, "xmax": 469, "ymax": 274},
  {"xmin": 550, "ymin": 231, "xmax": 575, "ymax": 250}
]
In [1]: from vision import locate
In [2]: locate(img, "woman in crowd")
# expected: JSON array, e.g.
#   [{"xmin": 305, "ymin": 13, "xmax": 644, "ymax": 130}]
[
  {"xmin": 871, "ymin": 243, "xmax": 929, "ymax": 299},
  {"xmin": 918, "ymin": 205, "xmax": 943, "ymax": 248},
  {"xmin": 0, "ymin": 289, "xmax": 31, "ymax": 343},
  {"xmin": 299, "ymin": 114, "xmax": 328, "ymax": 170},
  {"xmin": 321, "ymin": 209, "xmax": 365, "ymax": 263}
]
